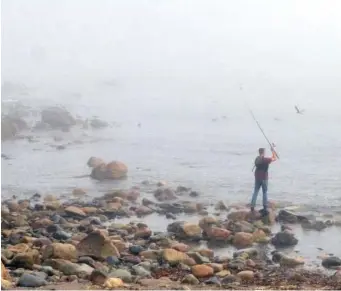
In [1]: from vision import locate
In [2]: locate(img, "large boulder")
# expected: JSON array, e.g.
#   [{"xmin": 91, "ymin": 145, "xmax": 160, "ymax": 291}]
[
  {"xmin": 167, "ymin": 221, "xmax": 202, "ymax": 240},
  {"xmin": 76, "ymin": 230, "xmax": 120, "ymax": 259},
  {"xmin": 105, "ymin": 161, "xmax": 128, "ymax": 179},
  {"xmin": 41, "ymin": 106, "xmax": 76, "ymax": 129},
  {"xmin": 91, "ymin": 161, "xmax": 128, "ymax": 180},
  {"xmin": 271, "ymin": 230, "xmax": 298, "ymax": 247},
  {"xmin": 1, "ymin": 116, "xmax": 27, "ymax": 140}
]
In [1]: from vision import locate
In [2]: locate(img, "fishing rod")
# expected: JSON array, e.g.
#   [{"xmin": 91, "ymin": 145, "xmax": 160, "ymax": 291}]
[
  {"xmin": 239, "ymin": 86, "xmax": 280, "ymax": 160},
  {"xmin": 247, "ymin": 106, "xmax": 280, "ymax": 160}
]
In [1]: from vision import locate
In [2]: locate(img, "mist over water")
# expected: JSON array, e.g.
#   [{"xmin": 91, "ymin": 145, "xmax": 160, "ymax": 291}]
[
  {"xmin": 2, "ymin": 0, "xmax": 341, "ymax": 206},
  {"xmin": 2, "ymin": 0, "xmax": 341, "ymax": 269}
]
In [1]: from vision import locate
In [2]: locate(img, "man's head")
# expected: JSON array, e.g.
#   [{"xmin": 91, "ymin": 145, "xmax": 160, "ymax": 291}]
[{"xmin": 258, "ymin": 148, "xmax": 265, "ymax": 156}]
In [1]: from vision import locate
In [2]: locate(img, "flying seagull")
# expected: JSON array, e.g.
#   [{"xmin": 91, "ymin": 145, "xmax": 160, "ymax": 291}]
[{"xmin": 295, "ymin": 106, "xmax": 305, "ymax": 114}]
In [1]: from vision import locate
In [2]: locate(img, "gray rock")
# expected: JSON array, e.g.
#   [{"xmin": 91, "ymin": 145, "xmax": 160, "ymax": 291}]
[
  {"xmin": 17, "ymin": 273, "xmax": 47, "ymax": 287},
  {"xmin": 33, "ymin": 271, "xmax": 48, "ymax": 280},
  {"xmin": 166, "ymin": 213, "xmax": 177, "ymax": 220},
  {"xmin": 204, "ymin": 276, "xmax": 221, "ymax": 286},
  {"xmin": 181, "ymin": 274, "xmax": 199, "ymax": 284},
  {"xmin": 221, "ymin": 274, "xmax": 238, "ymax": 285},
  {"xmin": 78, "ymin": 263, "xmax": 94, "ymax": 276},
  {"xmin": 154, "ymin": 187, "xmax": 177, "ymax": 202},
  {"xmin": 187, "ymin": 252, "xmax": 210, "ymax": 264},
  {"xmin": 78, "ymin": 256, "xmax": 96, "ymax": 267},
  {"xmin": 89, "ymin": 117, "xmax": 109, "ymax": 129},
  {"xmin": 53, "ymin": 230, "xmax": 72, "ymax": 240},
  {"xmin": 43, "ymin": 259, "xmax": 87, "ymax": 276},
  {"xmin": 40, "ymin": 265, "xmax": 55, "ymax": 276},
  {"xmin": 109, "ymin": 268, "xmax": 132, "ymax": 283},
  {"xmin": 301, "ymin": 220, "xmax": 328, "ymax": 231},
  {"xmin": 271, "ymin": 230, "xmax": 298, "ymax": 247},
  {"xmin": 137, "ymin": 261, "xmax": 152, "ymax": 271},
  {"xmin": 132, "ymin": 265, "xmax": 151, "ymax": 277},
  {"xmin": 277, "ymin": 210, "xmax": 298, "ymax": 223},
  {"xmin": 41, "ymin": 106, "xmax": 76, "ymax": 129},
  {"xmin": 179, "ymin": 262, "xmax": 191, "ymax": 271},
  {"xmin": 228, "ymin": 258, "xmax": 246, "ymax": 271},
  {"xmin": 46, "ymin": 224, "xmax": 63, "ymax": 233},
  {"xmin": 322, "ymin": 256, "xmax": 341, "ymax": 269}
]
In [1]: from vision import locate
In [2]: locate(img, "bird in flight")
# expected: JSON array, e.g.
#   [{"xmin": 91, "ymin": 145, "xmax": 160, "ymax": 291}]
[{"xmin": 295, "ymin": 106, "xmax": 305, "ymax": 114}]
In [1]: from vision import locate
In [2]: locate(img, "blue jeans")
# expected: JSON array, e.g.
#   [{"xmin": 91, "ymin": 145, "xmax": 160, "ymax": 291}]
[{"xmin": 251, "ymin": 179, "xmax": 268, "ymax": 209}]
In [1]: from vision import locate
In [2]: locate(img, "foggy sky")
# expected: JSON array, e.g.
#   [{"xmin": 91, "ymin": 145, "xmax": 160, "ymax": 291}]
[{"xmin": 2, "ymin": 0, "xmax": 341, "ymax": 113}]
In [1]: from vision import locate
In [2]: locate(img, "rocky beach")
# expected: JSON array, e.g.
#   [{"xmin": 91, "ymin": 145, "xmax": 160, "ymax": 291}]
[
  {"xmin": 2, "ymin": 101, "xmax": 341, "ymax": 290},
  {"xmin": 1, "ymin": 177, "xmax": 341, "ymax": 290}
]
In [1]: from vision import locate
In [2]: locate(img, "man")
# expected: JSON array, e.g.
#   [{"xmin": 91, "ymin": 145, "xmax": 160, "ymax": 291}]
[{"xmin": 250, "ymin": 147, "xmax": 277, "ymax": 214}]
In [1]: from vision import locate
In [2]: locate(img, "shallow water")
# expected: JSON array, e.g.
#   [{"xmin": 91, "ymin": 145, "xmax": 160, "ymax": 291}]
[{"xmin": 113, "ymin": 211, "xmax": 341, "ymax": 268}]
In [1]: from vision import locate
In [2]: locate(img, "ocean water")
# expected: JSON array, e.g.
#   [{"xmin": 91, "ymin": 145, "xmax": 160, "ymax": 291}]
[{"xmin": 2, "ymin": 88, "xmax": 341, "ymax": 209}]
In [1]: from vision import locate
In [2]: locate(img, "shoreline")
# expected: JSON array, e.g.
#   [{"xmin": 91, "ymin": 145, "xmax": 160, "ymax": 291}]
[{"xmin": 2, "ymin": 178, "xmax": 341, "ymax": 290}]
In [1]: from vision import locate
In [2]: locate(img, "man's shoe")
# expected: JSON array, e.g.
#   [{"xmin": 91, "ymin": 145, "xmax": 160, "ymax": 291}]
[{"xmin": 260, "ymin": 208, "xmax": 269, "ymax": 216}]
